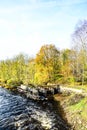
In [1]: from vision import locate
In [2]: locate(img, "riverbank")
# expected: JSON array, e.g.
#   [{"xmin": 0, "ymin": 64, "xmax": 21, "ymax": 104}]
[{"xmin": 54, "ymin": 92, "xmax": 87, "ymax": 130}]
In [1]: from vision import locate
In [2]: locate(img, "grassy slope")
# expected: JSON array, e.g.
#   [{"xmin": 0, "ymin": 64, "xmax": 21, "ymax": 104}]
[{"xmin": 54, "ymin": 87, "xmax": 87, "ymax": 130}]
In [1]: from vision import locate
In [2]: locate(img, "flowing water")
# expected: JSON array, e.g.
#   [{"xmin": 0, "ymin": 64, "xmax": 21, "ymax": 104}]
[{"xmin": 0, "ymin": 86, "xmax": 70, "ymax": 130}]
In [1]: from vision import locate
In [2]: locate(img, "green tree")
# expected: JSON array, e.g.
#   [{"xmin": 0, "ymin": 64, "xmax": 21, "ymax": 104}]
[
  {"xmin": 24, "ymin": 58, "xmax": 36, "ymax": 85},
  {"xmin": 60, "ymin": 49, "xmax": 74, "ymax": 84}
]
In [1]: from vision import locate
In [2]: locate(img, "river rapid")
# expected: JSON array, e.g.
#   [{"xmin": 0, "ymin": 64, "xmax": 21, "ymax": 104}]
[{"xmin": 0, "ymin": 86, "xmax": 70, "ymax": 130}]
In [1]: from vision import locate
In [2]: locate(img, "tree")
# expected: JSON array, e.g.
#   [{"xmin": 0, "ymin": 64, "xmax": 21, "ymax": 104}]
[
  {"xmin": 11, "ymin": 54, "xmax": 25, "ymax": 81},
  {"xmin": 35, "ymin": 44, "xmax": 61, "ymax": 84},
  {"xmin": 24, "ymin": 58, "xmax": 36, "ymax": 85},
  {"xmin": 0, "ymin": 54, "xmax": 27, "ymax": 87},
  {"xmin": 60, "ymin": 49, "xmax": 74, "ymax": 84},
  {"xmin": 72, "ymin": 20, "xmax": 87, "ymax": 85}
]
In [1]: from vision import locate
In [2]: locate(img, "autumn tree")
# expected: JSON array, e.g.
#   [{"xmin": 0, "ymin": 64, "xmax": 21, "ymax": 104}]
[{"xmin": 35, "ymin": 44, "xmax": 61, "ymax": 84}]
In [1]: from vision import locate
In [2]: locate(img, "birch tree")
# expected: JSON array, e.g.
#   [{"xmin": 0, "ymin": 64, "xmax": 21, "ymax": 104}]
[{"xmin": 72, "ymin": 20, "xmax": 87, "ymax": 85}]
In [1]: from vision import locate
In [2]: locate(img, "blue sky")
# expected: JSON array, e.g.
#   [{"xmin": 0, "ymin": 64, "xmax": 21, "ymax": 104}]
[{"xmin": 0, "ymin": 0, "xmax": 87, "ymax": 60}]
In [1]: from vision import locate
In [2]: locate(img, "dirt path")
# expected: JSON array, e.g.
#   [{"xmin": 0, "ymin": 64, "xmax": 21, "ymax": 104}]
[{"xmin": 59, "ymin": 86, "xmax": 87, "ymax": 96}]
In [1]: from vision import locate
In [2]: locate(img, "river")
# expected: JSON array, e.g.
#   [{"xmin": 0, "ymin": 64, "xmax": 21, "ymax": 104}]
[{"xmin": 0, "ymin": 86, "xmax": 70, "ymax": 130}]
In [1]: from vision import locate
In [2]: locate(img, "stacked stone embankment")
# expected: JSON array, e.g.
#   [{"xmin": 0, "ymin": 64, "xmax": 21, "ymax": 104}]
[{"xmin": 17, "ymin": 84, "xmax": 60, "ymax": 100}]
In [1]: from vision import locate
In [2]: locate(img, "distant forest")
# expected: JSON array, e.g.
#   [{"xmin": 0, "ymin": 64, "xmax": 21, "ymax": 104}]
[{"xmin": 0, "ymin": 20, "xmax": 87, "ymax": 87}]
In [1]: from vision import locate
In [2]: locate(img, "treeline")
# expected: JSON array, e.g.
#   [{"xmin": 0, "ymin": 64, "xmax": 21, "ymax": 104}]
[
  {"xmin": 0, "ymin": 20, "xmax": 87, "ymax": 88},
  {"xmin": 0, "ymin": 44, "xmax": 86, "ymax": 87}
]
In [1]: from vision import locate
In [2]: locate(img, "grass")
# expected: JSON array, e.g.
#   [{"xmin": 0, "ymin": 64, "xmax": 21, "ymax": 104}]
[
  {"xmin": 54, "ymin": 92, "xmax": 87, "ymax": 129},
  {"xmin": 69, "ymin": 97, "xmax": 87, "ymax": 114},
  {"xmin": 66, "ymin": 95, "xmax": 87, "ymax": 129}
]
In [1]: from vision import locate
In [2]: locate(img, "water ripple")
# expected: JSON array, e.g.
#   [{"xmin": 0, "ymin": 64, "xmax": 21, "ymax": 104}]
[{"xmin": 0, "ymin": 87, "xmax": 69, "ymax": 130}]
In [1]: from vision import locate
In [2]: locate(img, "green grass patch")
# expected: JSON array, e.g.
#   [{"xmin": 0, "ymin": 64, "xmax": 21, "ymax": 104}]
[{"xmin": 68, "ymin": 97, "xmax": 87, "ymax": 120}]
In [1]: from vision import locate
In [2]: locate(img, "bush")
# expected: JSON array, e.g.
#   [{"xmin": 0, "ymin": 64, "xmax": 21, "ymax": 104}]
[
  {"xmin": 0, "ymin": 79, "xmax": 7, "ymax": 87},
  {"xmin": 7, "ymin": 78, "xmax": 23, "ymax": 88}
]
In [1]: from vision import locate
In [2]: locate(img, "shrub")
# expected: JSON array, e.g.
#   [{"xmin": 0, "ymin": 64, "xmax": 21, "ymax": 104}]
[{"xmin": 7, "ymin": 78, "xmax": 23, "ymax": 88}]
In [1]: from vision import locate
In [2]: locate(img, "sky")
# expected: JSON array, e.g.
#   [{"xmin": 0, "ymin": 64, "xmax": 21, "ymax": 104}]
[{"xmin": 0, "ymin": 0, "xmax": 87, "ymax": 60}]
